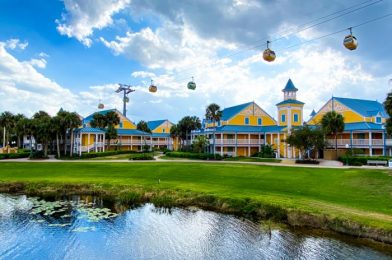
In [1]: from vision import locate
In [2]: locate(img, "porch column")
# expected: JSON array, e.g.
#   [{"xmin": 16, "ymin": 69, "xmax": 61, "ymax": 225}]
[
  {"xmin": 277, "ymin": 133, "xmax": 280, "ymax": 158},
  {"xmin": 87, "ymin": 133, "xmax": 90, "ymax": 153},
  {"xmin": 220, "ymin": 134, "xmax": 223, "ymax": 156},
  {"xmin": 79, "ymin": 133, "xmax": 82, "ymax": 156},
  {"xmin": 270, "ymin": 133, "xmax": 273, "ymax": 145},
  {"xmin": 248, "ymin": 133, "xmax": 250, "ymax": 157},
  {"xmin": 283, "ymin": 133, "xmax": 286, "ymax": 158},
  {"xmin": 103, "ymin": 133, "xmax": 105, "ymax": 152},
  {"xmin": 131, "ymin": 135, "xmax": 133, "ymax": 151},
  {"xmin": 258, "ymin": 134, "xmax": 261, "ymax": 152},
  {"xmin": 235, "ymin": 132, "xmax": 238, "ymax": 157},
  {"xmin": 382, "ymin": 131, "xmax": 385, "ymax": 156},
  {"xmin": 369, "ymin": 131, "xmax": 372, "ymax": 156},
  {"xmin": 350, "ymin": 131, "xmax": 353, "ymax": 156},
  {"xmin": 150, "ymin": 136, "xmax": 153, "ymax": 151}
]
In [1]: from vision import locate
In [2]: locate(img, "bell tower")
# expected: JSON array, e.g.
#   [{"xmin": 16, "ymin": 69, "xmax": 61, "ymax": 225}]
[{"xmin": 276, "ymin": 79, "xmax": 304, "ymax": 130}]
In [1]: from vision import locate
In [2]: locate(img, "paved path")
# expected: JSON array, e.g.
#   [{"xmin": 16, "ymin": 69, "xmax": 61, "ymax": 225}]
[{"xmin": 0, "ymin": 156, "xmax": 390, "ymax": 170}]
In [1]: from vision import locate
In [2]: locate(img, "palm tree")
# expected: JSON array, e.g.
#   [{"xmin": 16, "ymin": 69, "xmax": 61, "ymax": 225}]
[
  {"xmin": 321, "ymin": 111, "xmax": 345, "ymax": 158},
  {"xmin": 67, "ymin": 112, "xmax": 81, "ymax": 157},
  {"xmin": 51, "ymin": 116, "xmax": 62, "ymax": 158},
  {"xmin": 205, "ymin": 103, "xmax": 222, "ymax": 154},
  {"xmin": 383, "ymin": 90, "xmax": 392, "ymax": 135},
  {"xmin": 14, "ymin": 114, "xmax": 27, "ymax": 148},
  {"xmin": 137, "ymin": 120, "xmax": 152, "ymax": 133},
  {"xmin": 32, "ymin": 111, "xmax": 52, "ymax": 157},
  {"xmin": 0, "ymin": 111, "xmax": 15, "ymax": 147},
  {"xmin": 90, "ymin": 111, "xmax": 120, "ymax": 151}
]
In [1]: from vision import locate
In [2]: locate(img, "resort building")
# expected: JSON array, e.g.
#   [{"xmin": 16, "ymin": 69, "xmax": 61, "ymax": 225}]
[
  {"xmin": 307, "ymin": 97, "xmax": 388, "ymax": 159},
  {"xmin": 192, "ymin": 79, "xmax": 389, "ymax": 159},
  {"xmin": 147, "ymin": 120, "xmax": 174, "ymax": 150}
]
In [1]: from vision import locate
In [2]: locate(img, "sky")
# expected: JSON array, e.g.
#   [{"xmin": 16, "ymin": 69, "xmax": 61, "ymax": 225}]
[{"xmin": 0, "ymin": 0, "xmax": 391, "ymax": 123}]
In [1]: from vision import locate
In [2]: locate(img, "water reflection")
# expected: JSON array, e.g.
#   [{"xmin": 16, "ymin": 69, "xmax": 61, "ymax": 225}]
[{"xmin": 0, "ymin": 194, "xmax": 391, "ymax": 260}]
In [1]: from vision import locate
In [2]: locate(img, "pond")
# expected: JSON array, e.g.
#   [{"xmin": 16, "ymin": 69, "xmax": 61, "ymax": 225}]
[{"xmin": 0, "ymin": 194, "xmax": 391, "ymax": 259}]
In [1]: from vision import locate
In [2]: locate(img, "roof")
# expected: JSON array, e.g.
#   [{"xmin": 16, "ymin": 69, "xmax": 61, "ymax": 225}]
[
  {"xmin": 75, "ymin": 127, "xmax": 105, "ymax": 134},
  {"xmin": 334, "ymin": 97, "xmax": 387, "ymax": 118},
  {"xmin": 117, "ymin": 129, "xmax": 150, "ymax": 136},
  {"xmin": 343, "ymin": 122, "xmax": 385, "ymax": 131},
  {"xmin": 221, "ymin": 102, "xmax": 254, "ymax": 121},
  {"xmin": 310, "ymin": 109, "xmax": 316, "ymax": 117},
  {"xmin": 152, "ymin": 133, "xmax": 170, "ymax": 138},
  {"xmin": 282, "ymin": 79, "xmax": 298, "ymax": 92},
  {"xmin": 195, "ymin": 125, "xmax": 285, "ymax": 133},
  {"xmin": 147, "ymin": 120, "xmax": 166, "ymax": 131},
  {"xmin": 83, "ymin": 109, "xmax": 117, "ymax": 124},
  {"xmin": 276, "ymin": 99, "xmax": 305, "ymax": 106}
]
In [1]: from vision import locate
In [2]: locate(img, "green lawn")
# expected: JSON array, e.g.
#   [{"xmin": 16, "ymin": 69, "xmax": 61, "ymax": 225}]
[
  {"xmin": 0, "ymin": 162, "xmax": 391, "ymax": 230},
  {"xmin": 90, "ymin": 152, "xmax": 155, "ymax": 160}
]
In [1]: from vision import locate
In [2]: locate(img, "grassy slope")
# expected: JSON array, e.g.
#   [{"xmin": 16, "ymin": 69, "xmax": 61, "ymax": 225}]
[{"xmin": 0, "ymin": 162, "xmax": 391, "ymax": 229}]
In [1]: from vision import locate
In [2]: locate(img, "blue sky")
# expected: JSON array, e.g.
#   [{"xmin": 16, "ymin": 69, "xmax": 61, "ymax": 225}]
[{"xmin": 0, "ymin": 0, "xmax": 391, "ymax": 123}]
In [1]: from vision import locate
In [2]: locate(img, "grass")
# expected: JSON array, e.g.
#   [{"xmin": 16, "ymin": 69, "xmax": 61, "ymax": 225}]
[{"xmin": 0, "ymin": 162, "xmax": 391, "ymax": 239}]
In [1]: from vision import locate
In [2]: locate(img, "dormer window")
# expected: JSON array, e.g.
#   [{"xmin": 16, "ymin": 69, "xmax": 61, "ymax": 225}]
[
  {"xmin": 245, "ymin": 117, "xmax": 250, "ymax": 125},
  {"xmin": 376, "ymin": 116, "xmax": 382, "ymax": 124}
]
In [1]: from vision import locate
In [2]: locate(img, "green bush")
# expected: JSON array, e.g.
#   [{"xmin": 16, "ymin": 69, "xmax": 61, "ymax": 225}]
[
  {"xmin": 29, "ymin": 151, "xmax": 47, "ymax": 159},
  {"xmin": 338, "ymin": 156, "xmax": 390, "ymax": 166},
  {"xmin": 130, "ymin": 153, "xmax": 155, "ymax": 160},
  {"xmin": 295, "ymin": 159, "xmax": 320, "ymax": 164},
  {"xmin": 8, "ymin": 152, "xmax": 30, "ymax": 159},
  {"xmin": 165, "ymin": 152, "xmax": 222, "ymax": 160},
  {"xmin": 253, "ymin": 144, "xmax": 275, "ymax": 158}
]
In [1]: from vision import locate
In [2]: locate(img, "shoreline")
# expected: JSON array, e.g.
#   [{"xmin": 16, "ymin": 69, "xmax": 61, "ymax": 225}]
[{"xmin": 1, "ymin": 181, "xmax": 391, "ymax": 245}]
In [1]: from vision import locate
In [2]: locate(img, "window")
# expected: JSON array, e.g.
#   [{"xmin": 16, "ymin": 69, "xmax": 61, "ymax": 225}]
[
  {"xmin": 162, "ymin": 128, "xmax": 165, "ymax": 133},
  {"xmin": 376, "ymin": 117, "xmax": 382, "ymax": 124},
  {"xmin": 245, "ymin": 117, "xmax": 250, "ymax": 125},
  {"xmin": 293, "ymin": 113, "xmax": 299, "ymax": 122},
  {"xmin": 281, "ymin": 114, "xmax": 286, "ymax": 122},
  {"xmin": 218, "ymin": 120, "xmax": 221, "ymax": 126},
  {"xmin": 257, "ymin": 118, "xmax": 262, "ymax": 125},
  {"xmin": 119, "ymin": 122, "xmax": 123, "ymax": 128}
]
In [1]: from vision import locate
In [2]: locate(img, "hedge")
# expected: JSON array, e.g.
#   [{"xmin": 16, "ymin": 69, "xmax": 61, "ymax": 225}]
[
  {"xmin": 0, "ymin": 152, "xmax": 30, "ymax": 160},
  {"xmin": 295, "ymin": 159, "xmax": 320, "ymax": 164},
  {"xmin": 130, "ymin": 153, "xmax": 155, "ymax": 160},
  {"xmin": 338, "ymin": 156, "xmax": 390, "ymax": 166},
  {"xmin": 165, "ymin": 152, "xmax": 222, "ymax": 160}
]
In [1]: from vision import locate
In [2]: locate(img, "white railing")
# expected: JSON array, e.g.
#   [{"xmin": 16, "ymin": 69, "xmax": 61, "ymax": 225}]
[
  {"xmin": 386, "ymin": 139, "xmax": 392, "ymax": 146},
  {"xmin": 327, "ymin": 139, "xmax": 384, "ymax": 147},
  {"xmin": 213, "ymin": 139, "xmax": 265, "ymax": 145}
]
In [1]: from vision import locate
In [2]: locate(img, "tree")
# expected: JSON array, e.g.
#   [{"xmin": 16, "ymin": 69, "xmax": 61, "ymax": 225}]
[
  {"xmin": 137, "ymin": 120, "xmax": 151, "ymax": 133},
  {"xmin": 192, "ymin": 135, "xmax": 210, "ymax": 153},
  {"xmin": 32, "ymin": 111, "xmax": 52, "ymax": 157},
  {"xmin": 384, "ymin": 91, "xmax": 392, "ymax": 135},
  {"xmin": 67, "ymin": 112, "xmax": 82, "ymax": 157},
  {"xmin": 51, "ymin": 116, "xmax": 62, "ymax": 158},
  {"xmin": 205, "ymin": 103, "xmax": 222, "ymax": 154},
  {"xmin": 90, "ymin": 111, "xmax": 120, "ymax": 150},
  {"xmin": 286, "ymin": 125, "xmax": 326, "ymax": 159},
  {"xmin": 14, "ymin": 114, "xmax": 28, "ymax": 148},
  {"xmin": 176, "ymin": 116, "xmax": 201, "ymax": 149},
  {"xmin": 0, "ymin": 111, "xmax": 15, "ymax": 147},
  {"xmin": 321, "ymin": 111, "xmax": 345, "ymax": 158}
]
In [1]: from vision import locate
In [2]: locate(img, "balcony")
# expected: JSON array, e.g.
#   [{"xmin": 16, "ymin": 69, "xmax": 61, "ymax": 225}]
[
  {"xmin": 212, "ymin": 139, "xmax": 265, "ymax": 146},
  {"xmin": 326, "ymin": 139, "xmax": 384, "ymax": 147}
]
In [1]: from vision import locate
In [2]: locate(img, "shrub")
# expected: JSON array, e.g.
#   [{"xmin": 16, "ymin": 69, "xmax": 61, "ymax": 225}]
[
  {"xmin": 165, "ymin": 152, "xmax": 222, "ymax": 160},
  {"xmin": 29, "ymin": 150, "xmax": 47, "ymax": 159},
  {"xmin": 8, "ymin": 152, "xmax": 30, "ymax": 159},
  {"xmin": 253, "ymin": 144, "xmax": 275, "ymax": 158},
  {"xmin": 295, "ymin": 159, "xmax": 320, "ymax": 164},
  {"xmin": 130, "ymin": 153, "xmax": 155, "ymax": 160},
  {"xmin": 338, "ymin": 156, "xmax": 390, "ymax": 166}
]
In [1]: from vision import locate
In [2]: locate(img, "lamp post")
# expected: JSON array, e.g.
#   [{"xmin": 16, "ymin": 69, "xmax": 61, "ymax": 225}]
[{"xmin": 345, "ymin": 143, "xmax": 350, "ymax": 166}]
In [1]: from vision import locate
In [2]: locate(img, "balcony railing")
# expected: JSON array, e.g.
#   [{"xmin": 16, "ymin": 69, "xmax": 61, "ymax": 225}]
[
  {"xmin": 211, "ymin": 139, "xmax": 265, "ymax": 145},
  {"xmin": 326, "ymin": 139, "xmax": 384, "ymax": 147}
]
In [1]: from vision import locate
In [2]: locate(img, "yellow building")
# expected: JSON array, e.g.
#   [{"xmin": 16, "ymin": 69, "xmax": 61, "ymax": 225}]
[
  {"xmin": 147, "ymin": 120, "xmax": 174, "ymax": 150},
  {"xmin": 307, "ymin": 97, "xmax": 387, "ymax": 158},
  {"xmin": 192, "ymin": 79, "xmax": 304, "ymax": 158}
]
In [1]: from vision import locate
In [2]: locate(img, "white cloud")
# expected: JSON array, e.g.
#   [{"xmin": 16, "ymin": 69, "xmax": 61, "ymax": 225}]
[
  {"xmin": 4, "ymin": 39, "xmax": 28, "ymax": 50},
  {"xmin": 56, "ymin": 0, "xmax": 130, "ymax": 47},
  {"xmin": 29, "ymin": 58, "xmax": 47, "ymax": 69}
]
